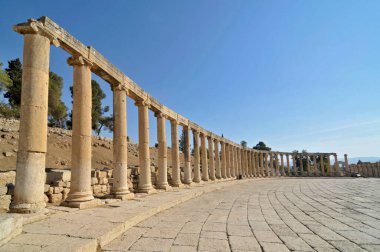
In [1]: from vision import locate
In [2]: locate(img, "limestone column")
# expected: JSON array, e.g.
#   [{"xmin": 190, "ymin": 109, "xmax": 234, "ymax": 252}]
[
  {"xmin": 215, "ymin": 139, "xmax": 221, "ymax": 179},
  {"xmin": 208, "ymin": 137, "xmax": 215, "ymax": 180},
  {"xmin": 249, "ymin": 151, "xmax": 253, "ymax": 177},
  {"xmin": 293, "ymin": 154, "xmax": 298, "ymax": 176},
  {"xmin": 344, "ymin": 154, "xmax": 349, "ymax": 176},
  {"xmin": 275, "ymin": 153, "xmax": 279, "ymax": 176},
  {"xmin": 112, "ymin": 85, "xmax": 134, "ymax": 199},
  {"xmin": 136, "ymin": 100, "xmax": 155, "ymax": 193},
  {"xmin": 225, "ymin": 144, "xmax": 231, "ymax": 178},
  {"xmin": 237, "ymin": 148, "xmax": 241, "ymax": 177},
  {"xmin": 192, "ymin": 129, "xmax": 201, "ymax": 183},
  {"xmin": 65, "ymin": 56, "xmax": 96, "ymax": 207},
  {"xmin": 286, "ymin": 154, "xmax": 291, "ymax": 176},
  {"xmin": 260, "ymin": 152, "xmax": 264, "ymax": 177},
  {"xmin": 326, "ymin": 154, "xmax": 332, "ymax": 176},
  {"xmin": 313, "ymin": 155, "xmax": 319, "ymax": 176},
  {"xmin": 268, "ymin": 153, "xmax": 273, "ymax": 177},
  {"xmin": 265, "ymin": 153, "xmax": 269, "ymax": 177},
  {"xmin": 230, "ymin": 146, "xmax": 236, "ymax": 178},
  {"xmin": 11, "ymin": 31, "xmax": 51, "ymax": 213},
  {"xmin": 155, "ymin": 113, "xmax": 171, "ymax": 190},
  {"xmin": 299, "ymin": 154, "xmax": 304, "ymax": 176},
  {"xmin": 183, "ymin": 126, "xmax": 192, "ymax": 184},
  {"xmin": 201, "ymin": 133, "xmax": 209, "ymax": 181},
  {"xmin": 334, "ymin": 154, "xmax": 339, "ymax": 177},
  {"xmin": 246, "ymin": 150, "xmax": 250, "ymax": 177},
  {"xmin": 280, "ymin": 154, "xmax": 284, "ymax": 176},
  {"xmin": 306, "ymin": 154, "xmax": 310, "ymax": 176},
  {"xmin": 256, "ymin": 152, "xmax": 260, "ymax": 177},
  {"xmin": 171, "ymin": 120, "xmax": 182, "ymax": 186},
  {"xmin": 321, "ymin": 154, "xmax": 326, "ymax": 176}
]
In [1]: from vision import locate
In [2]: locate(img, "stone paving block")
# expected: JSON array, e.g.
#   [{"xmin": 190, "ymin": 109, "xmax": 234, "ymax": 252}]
[
  {"xmin": 307, "ymin": 224, "xmax": 346, "ymax": 241},
  {"xmin": 198, "ymin": 238, "xmax": 230, "ymax": 252},
  {"xmin": 181, "ymin": 222, "xmax": 203, "ymax": 234},
  {"xmin": 227, "ymin": 224, "xmax": 253, "ymax": 237},
  {"xmin": 173, "ymin": 233, "xmax": 199, "ymax": 246},
  {"xmin": 270, "ymin": 224, "xmax": 298, "ymax": 237},
  {"xmin": 335, "ymin": 230, "xmax": 380, "ymax": 244},
  {"xmin": 229, "ymin": 235, "xmax": 261, "ymax": 251},
  {"xmin": 143, "ymin": 227, "xmax": 181, "ymax": 239},
  {"xmin": 170, "ymin": 245, "xmax": 197, "ymax": 252},
  {"xmin": 202, "ymin": 222, "xmax": 226, "ymax": 232},
  {"xmin": 253, "ymin": 230, "xmax": 282, "ymax": 243},
  {"xmin": 329, "ymin": 240, "xmax": 366, "ymax": 252},
  {"xmin": 260, "ymin": 242, "xmax": 290, "ymax": 252},
  {"xmin": 279, "ymin": 235, "xmax": 314, "ymax": 251},
  {"xmin": 200, "ymin": 231, "xmax": 227, "ymax": 240},
  {"xmin": 249, "ymin": 220, "xmax": 272, "ymax": 231},
  {"xmin": 299, "ymin": 233, "xmax": 334, "ymax": 249},
  {"xmin": 129, "ymin": 237, "xmax": 174, "ymax": 252},
  {"xmin": 103, "ymin": 227, "xmax": 147, "ymax": 251},
  {"xmin": 360, "ymin": 244, "xmax": 380, "ymax": 252}
]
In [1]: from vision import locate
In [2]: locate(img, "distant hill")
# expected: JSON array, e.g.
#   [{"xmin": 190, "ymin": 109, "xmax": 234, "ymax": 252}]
[{"xmin": 344, "ymin": 157, "xmax": 380, "ymax": 164}]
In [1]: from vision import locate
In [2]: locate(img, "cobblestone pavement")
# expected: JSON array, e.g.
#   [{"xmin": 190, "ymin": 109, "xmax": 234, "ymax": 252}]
[{"xmin": 103, "ymin": 178, "xmax": 380, "ymax": 252}]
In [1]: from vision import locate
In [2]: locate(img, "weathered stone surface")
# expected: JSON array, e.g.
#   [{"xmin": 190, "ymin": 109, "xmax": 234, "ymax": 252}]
[
  {"xmin": 0, "ymin": 171, "xmax": 15, "ymax": 187},
  {"xmin": 46, "ymin": 170, "xmax": 71, "ymax": 184},
  {"xmin": 49, "ymin": 193, "xmax": 62, "ymax": 203}
]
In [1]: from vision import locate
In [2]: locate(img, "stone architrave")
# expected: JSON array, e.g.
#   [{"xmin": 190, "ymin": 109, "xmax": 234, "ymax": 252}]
[
  {"xmin": 183, "ymin": 126, "xmax": 192, "ymax": 185},
  {"xmin": 112, "ymin": 85, "xmax": 134, "ymax": 199},
  {"xmin": 136, "ymin": 100, "xmax": 156, "ymax": 194},
  {"xmin": 11, "ymin": 29, "xmax": 51, "ymax": 213},
  {"xmin": 201, "ymin": 133, "xmax": 209, "ymax": 181},
  {"xmin": 171, "ymin": 120, "xmax": 182, "ymax": 186},
  {"xmin": 192, "ymin": 129, "xmax": 201, "ymax": 183},
  {"xmin": 65, "ymin": 56, "xmax": 98, "ymax": 208},
  {"xmin": 208, "ymin": 136, "xmax": 215, "ymax": 180},
  {"xmin": 155, "ymin": 113, "xmax": 171, "ymax": 190},
  {"xmin": 215, "ymin": 139, "xmax": 221, "ymax": 179}
]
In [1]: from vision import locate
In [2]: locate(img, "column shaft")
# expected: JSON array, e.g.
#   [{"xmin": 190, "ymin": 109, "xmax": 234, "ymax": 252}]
[
  {"xmin": 156, "ymin": 114, "xmax": 170, "ymax": 189},
  {"xmin": 183, "ymin": 126, "xmax": 192, "ymax": 184},
  {"xmin": 221, "ymin": 142, "xmax": 227, "ymax": 179},
  {"xmin": 201, "ymin": 133, "xmax": 209, "ymax": 181},
  {"xmin": 208, "ymin": 137, "xmax": 215, "ymax": 180},
  {"xmin": 11, "ymin": 33, "xmax": 51, "ymax": 213},
  {"xmin": 171, "ymin": 120, "xmax": 182, "ymax": 186},
  {"xmin": 192, "ymin": 130, "xmax": 201, "ymax": 183},
  {"xmin": 215, "ymin": 140, "xmax": 221, "ymax": 179}
]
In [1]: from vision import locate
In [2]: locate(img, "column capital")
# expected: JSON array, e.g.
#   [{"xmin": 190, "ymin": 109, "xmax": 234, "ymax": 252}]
[
  {"xmin": 67, "ymin": 55, "xmax": 93, "ymax": 67},
  {"xmin": 154, "ymin": 111, "xmax": 167, "ymax": 119},
  {"xmin": 13, "ymin": 18, "xmax": 60, "ymax": 47},
  {"xmin": 134, "ymin": 99, "xmax": 150, "ymax": 107}
]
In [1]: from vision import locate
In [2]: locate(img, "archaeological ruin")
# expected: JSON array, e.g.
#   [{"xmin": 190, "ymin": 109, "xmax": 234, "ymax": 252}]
[{"xmin": 7, "ymin": 16, "xmax": 373, "ymax": 215}]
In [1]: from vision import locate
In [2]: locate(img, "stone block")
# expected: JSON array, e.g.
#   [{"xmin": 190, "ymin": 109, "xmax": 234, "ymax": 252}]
[
  {"xmin": 52, "ymin": 181, "xmax": 65, "ymax": 187},
  {"xmin": 0, "ymin": 215, "xmax": 23, "ymax": 246},
  {"xmin": 0, "ymin": 186, "xmax": 7, "ymax": 196},
  {"xmin": 97, "ymin": 171, "xmax": 107, "ymax": 178},
  {"xmin": 91, "ymin": 177, "xmax": 98, "ymax": 185},
  {"xmin": 48, "ymin": 187, "xmax": 54, "ymax": 195},
  {"xmin": 101, "ymin": 185, "xmax": 107, "ymax": 193},
  {"xmin": 93, "ymin": 185, "xmax": 102, "ymax": 194},
  {"xmin": 99, "ymin": 177, "xmax": 108, "ymax": 185},
  {"xmin": 0, "ymin": 171, "xmax": 16, "ymax": 186},
  {"xmin": 44, "ymin": 184, "xmax": 50, "ymax": 193},
  {"xmin": 43, "ymin": 194, "xmax": 49, "ymax": 203},
  {"xmin": 0, "ymin": 195, "xmax": 11, "ymax": 212},
  {"xmin": 53, "ymin": 187, "xmax": 63, "ymax": 194},
  {"xmin": 46, "ymin": 169, "xmax": 71, "ymax": 184},
  {"xmin": 65, "ymin": 181, "xmax": 71, "ymax": 188},
  {"xmin": 49, "ymin": 193, "xmax": 63, "ymax": 203}
]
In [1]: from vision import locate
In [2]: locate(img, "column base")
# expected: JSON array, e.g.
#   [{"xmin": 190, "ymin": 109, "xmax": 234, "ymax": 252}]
[
  {"xmin": 183, "ymin": 180, "xmax": 193, "ymax": 185},
  {"xmin": 156, "ymin": 184, "xmax": 173, "ymax": 191},
  {"xmin": 10, "ymin": 201, "xmax": 46, "ymax": 214},
  {"xmin": 113, "ymin": 193, "xmax": 135, "ymax": 200},
  {"xmin": 61, "ymin": 199, "xmax": 101, "ymax": 209},
  {"xmin": 137, "ymin": 188, "xmax": 157, "ymax": 194}
]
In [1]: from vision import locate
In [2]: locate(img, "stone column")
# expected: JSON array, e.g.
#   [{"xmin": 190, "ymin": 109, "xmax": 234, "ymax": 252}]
[
  {"xmin": 11, "ymin": 32, "xmax": 51, "ymax": 213},
  {"xmin": 136, "ymin": 100, "xmax": 155, "ymax": 194},
  {"xmin": 265, "ymin": 152, "xmax": 269, "ymax": 177},
  {"xmin": 306, "ymin": 154, "xmax": 310, "ymax": 176},
  {"xmin": 275, "ymin": 153, "xmax": 279, "ymax": 176},
  {"xmin": 268, "ymin": 152, "xmax": 272, "ymax": 177},
  {"xmin": 334, "ymin": 154, "xmax": 339, "ymax": 177},
  {"xmin": 299, "ymin": 154, "xmax": 304, "ymax": 176},
  {"xmin": 326, "ymin": 154, "xmax": 332, "ymax": 176},
  {"xmin": 156, "ymin": 113, "xmax": 171, "ymax": 190},
  {"xmin": 65, "ymin": 56, "xmax": 97, "ymax": 208},
  {"xmin": 256, "ymin": 152, "xmax": 260, "ymax": 177},
  {"xmin": 192, "ymin": 129, "xmax": 201, "ymax": 183},
  {"xmin": 246, "ymin": 150, "xmax": 250, "ymax": 177},
  {"xmin": 171, "ymin": 120, "xmax": 182, "ymax": 186},
  {"xmin": 230, "ymin": 146, "xmax": 236, "ymax": 178},
  {"xmin": 280, "ymin": 153, "xmax": 284, "ymax": 176},
  {"xmin": 201, "ymin": 133, "xmax": 209, "ymax": 181},
  {"xmin": 239, "ymin": 148, "xmax": 244, "ymax": 177},
  {"xmin": 215, "ymin": 139, "xmax": 221, "ymax": 179},
  {"xmin": 208, "ymin": 136, "xmax": 215, "ymax": 180},
  {"xmin": 112, "ymin": 85, "xmax": 134, "ymax": 199},
  {"xmin": 183, "ymin": 126, "xmax": 192, "ymax": 185},
  {"xmin": 226, "ymin": 144, "xmax": 231, "ymax": 178},
  {"xmin": 237, "ymin": 148, "xmax": 241, "ymax": 177},
  {"xmin": 344, "ymin": 154, "xmax": 349, "ymax": 176},
  {"xmin": 293, "ymin": 154, "xmax": 297, "ymax": 176},
  {"xmin": 221, "ymin": 142, "xmax": 227, "ymax": 179},
  {"xmin": 286, "ymin": 154, "xmax": 291, "ymax": 176},
  {"xmin": 321, "ymin": 154, "xmax": 326, "ymax": 176},
  {"xmin": 313, "ymin": 155, "xmax": 319, "ymax": 176},
  {"xmin": 260, "ymin": 152, "xmax": 264, "ymax": 177}
]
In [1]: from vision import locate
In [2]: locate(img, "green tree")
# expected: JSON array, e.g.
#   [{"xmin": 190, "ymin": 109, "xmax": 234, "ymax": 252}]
[
  {"xmin": 0, "ymin": 62, "xmax": 12, "ymax": 92},
  {"xmin": 179, "ymin": 130, "xmax": 186, "ymax": 152},
  {"xmin": 4, "ymin": 58, "xmax": 22, "ymax": 107},
  {"xmin": 67, "ymin": 80, "xmax": 113, "ymax": 135},
  {"xmin": 48, "ymin": 71, "xmax": 68, "ymax": 128},
  {"xmin": 241, "ymin": 140, "xmax": 247, "ymax": 148},
  {"xmin": 252, "ymin": 141, "xmax": 271, "ymax": 151}
]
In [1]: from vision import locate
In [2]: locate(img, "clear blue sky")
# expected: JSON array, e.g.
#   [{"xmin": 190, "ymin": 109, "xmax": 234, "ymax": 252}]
[{"xmin": 1, "ymin": 0, "xmax": 380, "ymax": 158}]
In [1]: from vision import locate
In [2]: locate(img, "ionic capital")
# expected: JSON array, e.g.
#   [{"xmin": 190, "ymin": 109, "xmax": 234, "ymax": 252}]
[
  {"xmin": 154, "ymin": 111, "xmax": 166, "ymax": 119},
  {"xmin": 134, "ymin": 99, "xmax": 150, "ymax": 108},
  {"xmin": 67, "ymin": 55, "xmax": 92, "ymax": 67}
]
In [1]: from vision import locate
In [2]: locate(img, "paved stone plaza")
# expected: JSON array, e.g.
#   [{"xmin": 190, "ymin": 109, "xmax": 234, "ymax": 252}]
[{"xmin": 103, "ymin": 178, "xmax": 380, "ymax": 252}]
